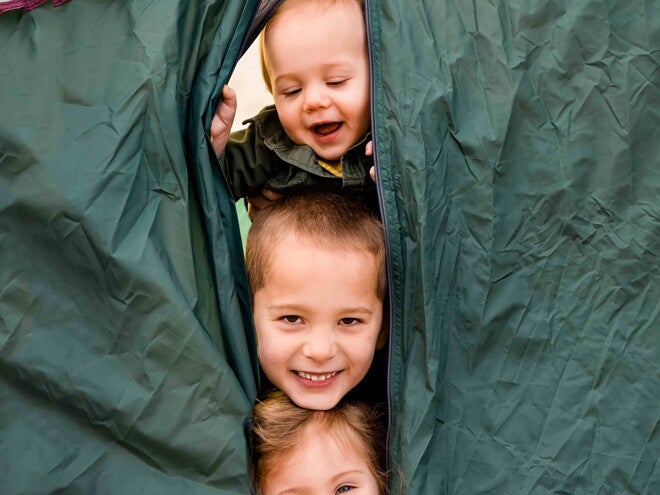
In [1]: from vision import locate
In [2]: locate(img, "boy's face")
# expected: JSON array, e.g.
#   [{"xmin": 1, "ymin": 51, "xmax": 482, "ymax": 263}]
[
  {"xmin": 262, "ymin": 426, "xmax": 380, "ymax": 495},
  {"xmin": 252, "ymin": 233, "xmax": 385, "ymax": 410},
  {"xmin": 263, "ymin": 1, "xmax": 371, "ymax": 161}
]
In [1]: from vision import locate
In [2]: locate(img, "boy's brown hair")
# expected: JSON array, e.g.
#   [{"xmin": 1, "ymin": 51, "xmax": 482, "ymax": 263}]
[
  {"xmin": 251, "ymin": 390, "xmax": 388, "ymax": 494},
  {"xmin": 259, "ymin": 0, "xmax": 366, "ymax": 93},
  {"xmin": 245, "ymin": 190, "xmax": 387, "ymax": 301}
]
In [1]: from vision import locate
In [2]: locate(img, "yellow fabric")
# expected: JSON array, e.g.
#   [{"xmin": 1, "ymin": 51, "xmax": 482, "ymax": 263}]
[{"xmin": 318, "ymin": 160, "xmax": 343, "ymax": 177}]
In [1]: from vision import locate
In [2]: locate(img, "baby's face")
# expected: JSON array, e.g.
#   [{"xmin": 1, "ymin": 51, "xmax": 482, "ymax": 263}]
[
  {"xmin": 263, "ymin": 1, "xmax": 371, "ymax": 161},
  {"xmin": 252, "ymin": 233, "xmax": 385, "ymax": 410},
  {"xmin": 261, "ymin": 426, "xmax": 381, "ymax": 495}
]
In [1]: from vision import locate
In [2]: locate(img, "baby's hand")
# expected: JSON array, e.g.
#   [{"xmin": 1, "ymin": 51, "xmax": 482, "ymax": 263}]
[
  {"xmin": 365, "ymin": 140, "xmax": 376, "ymax": 182},
  {"xmin": 211, "ymin": 85, "xmax": 237, "ymax": 157},
  {"xmin": 247, "ymin": 187, "xmax": 282, "ymax": 220}
]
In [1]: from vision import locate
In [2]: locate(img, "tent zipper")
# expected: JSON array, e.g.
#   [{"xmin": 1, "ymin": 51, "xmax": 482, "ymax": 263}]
[{"xmin": 365, "ymin": 0, "xmax": 395, "ymax": 471}]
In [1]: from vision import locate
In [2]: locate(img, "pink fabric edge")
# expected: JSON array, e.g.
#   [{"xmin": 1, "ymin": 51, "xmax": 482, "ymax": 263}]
[{"xmin": 0, "ymin": 0, "xmax": 71, "ymax": 15}]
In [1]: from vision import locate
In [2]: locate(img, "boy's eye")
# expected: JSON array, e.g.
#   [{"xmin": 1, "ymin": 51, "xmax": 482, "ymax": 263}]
[
  {"xmin": 336, "ymin": 485, "xmax": 355, "ymax": 494},
  {"xmin": 281, "ymin": 315, "xmax": 302, "ymax": 324},
  {"xmin": 339, "ymin": 317, "xmax": 361, "ymax": 326}
]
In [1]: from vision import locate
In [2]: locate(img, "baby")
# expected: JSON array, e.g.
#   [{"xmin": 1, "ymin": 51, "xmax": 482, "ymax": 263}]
[
  {"xmin": 211, "ymin": 0, "xmax": 375, "ymax": 212},
  {"xmin": 252, "ymin": 391, "xmax": 388, "ymax": 494},
  {"xmin": 245, "ymin": 190, "xmax": 387, "ymax": 410}
]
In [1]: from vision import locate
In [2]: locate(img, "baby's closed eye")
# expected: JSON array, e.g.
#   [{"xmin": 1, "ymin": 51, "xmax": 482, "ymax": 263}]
[
  {"xmin": 282, "ymin": 87, "xmax": 301, "ymax": 97},
  {"xmin": 327, "ymin": 78, "xmax": 348, "ymax": 87}
]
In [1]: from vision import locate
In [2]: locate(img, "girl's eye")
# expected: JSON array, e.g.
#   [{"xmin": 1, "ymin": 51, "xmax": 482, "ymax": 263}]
[
  {"xmin": 336, "ymin": 485, "xmax": 355, "ymax": 494},
  {"xmin": 327, "ymin": 79, "xmax": 347, "ymax": 87},
  {"xmin": 339, "ymin": 317, "xmax": 361, "ymax": 326},
  {"xmin": 282, "ymin": 315, "xmax": 302, "ymax": 324}
]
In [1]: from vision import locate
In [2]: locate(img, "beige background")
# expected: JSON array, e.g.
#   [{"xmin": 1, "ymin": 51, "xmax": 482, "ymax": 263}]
[
  {"xmin": 227, "ymin": 41, "xmax": 273, "ymax": 241},
  {"xmin": 228, "ymin": 41, "xmax": 273, "ymax": 132}
]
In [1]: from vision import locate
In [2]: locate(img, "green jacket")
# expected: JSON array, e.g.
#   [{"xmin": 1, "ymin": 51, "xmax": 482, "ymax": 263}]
[{"xmin": 221, "ymin": 105, "xmax": 376, "ymax": 203}]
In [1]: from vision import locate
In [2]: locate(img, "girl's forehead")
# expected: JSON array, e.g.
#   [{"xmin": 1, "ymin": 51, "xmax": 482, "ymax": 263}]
[{"xmin": 295, "ymin": 421, "xmax": 367, "ymax": 459}]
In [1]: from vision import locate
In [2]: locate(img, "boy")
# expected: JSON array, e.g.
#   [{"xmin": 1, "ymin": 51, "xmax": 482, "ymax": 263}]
[
  {"xmin": 211, "ymin": 0, "xmax": 375, "ymax": 213},
  {"xmin": 245, "ymin": 190, "xmax": 387, "ymax": 410}
]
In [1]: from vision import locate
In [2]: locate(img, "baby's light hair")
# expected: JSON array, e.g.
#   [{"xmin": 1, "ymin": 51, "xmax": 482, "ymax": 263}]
[
  {"xmin": 245, "ymin": 189, "xmax": 386, "ymax": 301},
  {"xmin": 259, "ymin": 0, "xmax": 366, "ymax": 93},
  {"xmin": 251, "ymin": 391, "xmax": 388, "ymax": 494}
]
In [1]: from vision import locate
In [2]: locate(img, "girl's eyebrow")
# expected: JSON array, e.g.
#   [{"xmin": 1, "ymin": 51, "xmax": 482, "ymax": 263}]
[
  {"xmin": 275, "ymin": 488, "xmax": 304, "ymax": 495},
  {"xmin": 331, "ymin": 469, "xmax": 368, "ymax": 482}
]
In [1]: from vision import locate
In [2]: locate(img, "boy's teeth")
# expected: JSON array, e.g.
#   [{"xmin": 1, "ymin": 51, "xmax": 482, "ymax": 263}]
[{"xmin": 297, "ymin": 371, "xmax": 337, "ymax": 381}]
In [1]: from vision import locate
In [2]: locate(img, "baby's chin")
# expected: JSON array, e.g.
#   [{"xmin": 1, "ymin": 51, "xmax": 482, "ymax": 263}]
[
  {"xmin": 311, "ymin": 146, "xmax": 345, "ymax": 162},
  {"xmin": 316, "ymin": 153, "xmax": 343, "ymax": 162}
]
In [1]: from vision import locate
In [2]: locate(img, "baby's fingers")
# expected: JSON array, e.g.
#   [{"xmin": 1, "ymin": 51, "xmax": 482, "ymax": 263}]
[
  {"xmin": 365, "ymin": 140, "xmax": 373, "ymax": 156},
  {"xmin": 217, "ymin": 85, "xmax": 237, "ymax": 124}
]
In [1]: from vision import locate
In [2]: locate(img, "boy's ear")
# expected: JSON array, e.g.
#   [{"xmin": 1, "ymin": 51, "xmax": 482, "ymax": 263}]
[
  {"xmin": 375, "ymin": 304, "xmax": 389, "ymax": 350},
  {"xmin": 376, "ymin": 321, "xmax": 388, "ymax": 350}
]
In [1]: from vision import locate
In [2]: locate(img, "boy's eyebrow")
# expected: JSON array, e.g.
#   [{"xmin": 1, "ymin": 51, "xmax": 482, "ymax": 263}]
[
  {"xmin": 268, "ymin": 304, "xmax": 374, "ymax": 316},
  {"xmin": 267, "ymin": 303, "xmax": 308, "ymax": 312},
  {"xmin": 339, "ymin": 308, "xmax": 375, "ymax": 316}
]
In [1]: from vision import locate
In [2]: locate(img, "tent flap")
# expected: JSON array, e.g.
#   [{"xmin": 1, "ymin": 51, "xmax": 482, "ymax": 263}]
[
  {"xmin": 371, "ymin": 1, "xmax": 660, "ymax": 493},
  {"xmin": 0, "ymin": 1, "xmax": 258, "ymax": 493}
]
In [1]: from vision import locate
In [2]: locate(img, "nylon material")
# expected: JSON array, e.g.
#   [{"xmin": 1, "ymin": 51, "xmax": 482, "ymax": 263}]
[
  {"xmin": 374, "ymin": 0, "xmax": 659, "ymax": 493},
  {"xmin": 1, "ymin": 389, "xmax": 235, "ymax": 494},
  {"xmin": 374, "ymin": 2, "xmax": 459, "ymax": 490},
  {"xmin": 191, "ymin": 0, "xmax": 261, "ymax": 394},
  {"xmin": 1, "ymin": 1, "xmax": 259, "ymax": 492},
  {"xmin": 365, "ymin": 1, "xmax": 408, "ymax": 487},
  {"xmin": 1, "ymin": 219, "xmax": 249, "ymax": 433}
]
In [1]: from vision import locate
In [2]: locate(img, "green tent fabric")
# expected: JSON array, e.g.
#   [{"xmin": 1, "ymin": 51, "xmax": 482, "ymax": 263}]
[
  {"xmin": 370, "ymin": 1, "xmax": 659, "ymax": 493},
  {"xmin": 2, "ymin": 0, "xmax": 659, "ymax": 494},
  {"xmin": 0, "ymin": 1, "xmax": 259, "ymax": 492}
]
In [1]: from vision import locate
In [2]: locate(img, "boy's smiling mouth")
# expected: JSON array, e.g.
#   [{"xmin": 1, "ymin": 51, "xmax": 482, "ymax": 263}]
[{"xmin": 295, "ymin": 370, "xmax": 340, "ymax": 382}]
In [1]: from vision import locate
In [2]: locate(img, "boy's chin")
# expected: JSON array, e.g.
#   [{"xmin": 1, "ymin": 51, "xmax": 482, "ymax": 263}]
[{"xmin": 287, "ymin": 391, "xmax": 342, "ymax": 411}]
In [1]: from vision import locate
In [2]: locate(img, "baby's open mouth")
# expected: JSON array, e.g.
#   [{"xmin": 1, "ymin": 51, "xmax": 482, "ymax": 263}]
[
  {"xmin": 296, "ymin": 371, "xmax": 339, "ymax": 382},
  {"xmin": 313, "ymin": 122, "xmax": 341, "ymax": 136}
]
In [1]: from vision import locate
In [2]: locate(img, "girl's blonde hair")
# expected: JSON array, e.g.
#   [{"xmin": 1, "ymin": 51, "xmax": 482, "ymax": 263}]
[{"xmin": 251, "ymin": 391, "xmax": 388, "ymax": 494}]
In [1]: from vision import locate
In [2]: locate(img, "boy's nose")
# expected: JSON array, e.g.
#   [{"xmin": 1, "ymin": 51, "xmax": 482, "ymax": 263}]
[{"xmin": 301, "ymin": 329, "xmax": 338, "ymax": 361}]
